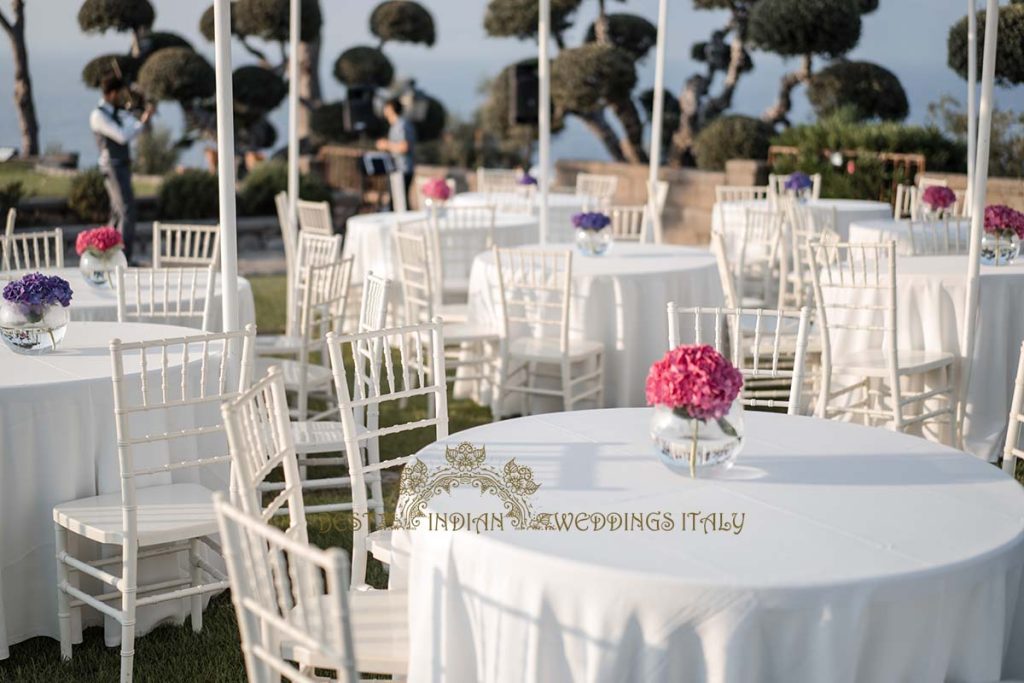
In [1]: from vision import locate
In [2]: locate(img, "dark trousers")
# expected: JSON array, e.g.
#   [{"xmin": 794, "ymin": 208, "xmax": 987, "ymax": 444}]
[
  {"xmin": 102, "ymin": 162, "xmax": 137, "ymax": 261},
  {"xmin": 403, "ymin": 172, "xmax": 413, "ymax": 210}
]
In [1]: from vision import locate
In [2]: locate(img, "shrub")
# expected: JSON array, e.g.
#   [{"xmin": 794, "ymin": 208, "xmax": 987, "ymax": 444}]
[
  {"xmin": 157, "ymin": 169, "xmax": 219, "ymax": 220},
  {"xmin": 134, "ymin": 126, "xmax": 179, "ymax": 176},
  {"xmin": 68, "ymin": 168, "xmax": 110, "ymax": 223},
  {"xmin": 238, "ymin": 160, "xmax": 331, "ymax": 217},
  {"xmin": 692, "ymin": 115, "xmax": 773, "ymax": 171},
  {"xmin": 807, "ymin": 61, "xmax": 908, "ymax": 122},
  {"xmin": 0, "ymin": 181, "xmax": 24, "ymax": 215}
]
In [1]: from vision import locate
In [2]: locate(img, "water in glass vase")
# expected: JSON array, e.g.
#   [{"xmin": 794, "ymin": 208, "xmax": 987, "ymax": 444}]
[{"xmin": 650, "ymin": 403, "xmax": 745, "ymax": 477}]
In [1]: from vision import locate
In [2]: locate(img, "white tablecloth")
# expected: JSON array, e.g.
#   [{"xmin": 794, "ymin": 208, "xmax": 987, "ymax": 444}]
[
  {"xmin": 712, "ymin": 198, "xmax": 892, "ymax": 243},
  {"xmin": 399, "ymin": 409, "xmax": 1024, "ymax": 683},
  {"xmin": 848, "ymin": 217, "xmax": 957, "ymax": 255},
  {"xmin": 0, "ymin": 322, "xmax": 230, "ymax": 658},
  {"xmin": 343, "ymin": 210, "xmax": 539, "ymax": 283},
  {"xmin": 50, "ymin": 267, "xmax": 256, "ymax": 331},
  {"xmin": 462, "ymin": 244, "xmax": 722, "ymax": 411},
  {"xmin": 452, "ymin": 191, "xmax": 588, "ymax": 243}
]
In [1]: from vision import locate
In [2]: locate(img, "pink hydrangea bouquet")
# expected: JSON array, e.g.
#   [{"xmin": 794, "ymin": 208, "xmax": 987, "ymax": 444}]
[
  {"xmin": 421, "ymin": 178, "xmax": 452, "ymax": 202},
  {"xmin": 921, "ymin": 186, "xmax": 957, "ymax": 213},
  {"xmin": 75, "ymin": 226, "xmax": 123, "ymax": 256},
  {"xmin": 984, "ymin": 204, "xmax": 1024, "ymax": 238}
]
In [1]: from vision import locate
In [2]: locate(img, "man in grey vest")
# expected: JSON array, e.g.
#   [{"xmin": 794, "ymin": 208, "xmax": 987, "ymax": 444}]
[
  {"xmin": 89, "ymin": 76, "xmax": 152, "ymax": 262},
  {"xmin": 376, "ymin": 98, "xmax": 416, "ymax": 209}
]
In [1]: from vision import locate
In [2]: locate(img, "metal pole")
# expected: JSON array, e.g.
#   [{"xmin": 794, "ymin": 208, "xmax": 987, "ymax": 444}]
[
  {"xmin": 213, "ymin": 0, "xmax": 239, "ymax": 332},
  {"xmin": 966, "ymin": 0, "xmax": 977, "ymax": 211},
  {"xmin": 647, "ymin": 0, "xmax": 668, "ymax": 244},
  {"xmin": 958, "ymin": 0, "xmax": 999, "ymax": 453},
  {"xmin": 538, "ymin": 0, "xmax": 551, "ymax": 245},
  {"xmin": 287, "ymin": 0, "xmax": 301, "ymax": 241}
]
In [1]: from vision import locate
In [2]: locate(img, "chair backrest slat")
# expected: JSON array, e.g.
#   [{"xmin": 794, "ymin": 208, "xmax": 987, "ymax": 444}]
[
  {"xmin": 476, "ymin": 167, "xmax": 521, "ymax": 195},
  {"xmin": 493, "ymin": 247, "xmax": 573, "ymax": 354},
  {"xmin": 116, "ymin": 265, "xmax": 218, "ymax": 332},
  {"xmin": 152, "ymin": 222, "xmax": 220, "ymax": 269},
  {"xmin": 574, "ymin": 173, "xmax": 618, "ymax": 208},
  {"xmin": 609, "ymin": 204, "xmax": 647, "ymax": 242},
  {"xmin": 296, "ymin": 199, "xmax": 333, "ymax": 236},
  {"xmin": 1, "ymin": 227, "xmax": 64, "ymax": 271}
]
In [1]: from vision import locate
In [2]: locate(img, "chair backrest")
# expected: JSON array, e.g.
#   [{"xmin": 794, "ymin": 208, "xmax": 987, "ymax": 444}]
[
  {"xmin": 359, "ymin": 271, "xmax": 391, "ymax": 332},
  {"xmin": 429, "ymin": 204, "xmax": 496, "ymax": 297},
  {"xmin": 806, "ymin": 240, "xmax": 898, "ymax": 415},
  {"xmin": 709, "ymin": 232, "xmax": 740, "ymax": 309},
  {"xmin": 917, "ymin": 175, "xmax": 949, "ymax": 191},
  {"xmin": 215, "ymin": 494, "xmax": 359, "ymax": 683},
  {"xmin": 492, "ymin": 187, "xmax": 535, "ymax": 215},
  {"xmin": 393, "ymin": 225, "xmax": 436, "ymax": 325},
  {"xmin": 652, "ymin": 180, "xmax": 669, "ymax": 214},
  {"xmin": 290, "ymin": 231, "xmax": 343, "ymax": 336},
  {"xmin": 666, "ymin": 304, "xmax": 811, "ymax": 415},
  {"xmin": 575, "ymin": 173, "xmax": 618, "ymax": 203},
  {"xmin": 715, "ymin": 185, "xmax": 769, "ymax": 203},
  {"xmin": 609, "ymin": 204, "xmax": 647, "ymax": 242},
  {"xmin": 785, "ymin": 202, "xmax": 839, "ymax": 307},
  {"xmin": 768, "ymin": 173, "xmax": 822, "ymax": 200},
  {"xmin": 893, "ymin": 184, "xmax": 918, "ymax": 220},
  {"xmin": 110, "ymin": 325, "xmax": 255, "ymax": 550},
  {"xmin": 1, "ymin": 227, "xmax": 64, "ymax": 271},
  {"xmin": 4, "ymin": 207, "xmax": 14, "ymax": 237},
  {"xmin": 296, "ymin": 199, "xmax": 333, "ymax": 235},
  {"xmin": 908, "ymin": 217, "xmax": 970, "ymax": 256},
  {"xmin": 735, "ymin": 208, "xmax": 782, "ymax": 307},
  {"xmin": 115, "ymin": 265, "xmax": 218, "ymax": 331},
  {"xmin": 326, "ymin": 318, "xmax": 449, "ymax": 586},
  {"xmin": 152, "ymin": 222, "xmax": 220, "ymax": 269},
  {"xmin": 1002, "ymin": 340, "xmax": 1024, "ymax": 475},
  {"xmin": 275, "ymin": 191, "xmax": 299, "ymax": 336},
  {"xmin": 388, "ymin": 171, "xmax": 409, "ymax": 213},
  {"xmin": 476, "ymin": 167, "xmax": 520, "ymax": 194},
  {"xmin": 493, "ymin": 246, "xmax": 573, "ymax": 353}
]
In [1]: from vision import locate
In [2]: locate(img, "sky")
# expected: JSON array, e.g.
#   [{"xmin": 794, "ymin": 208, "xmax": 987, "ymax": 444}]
[{"xmin": 1, "ymin": 0, "xmax": 1021, "ymax": 168}]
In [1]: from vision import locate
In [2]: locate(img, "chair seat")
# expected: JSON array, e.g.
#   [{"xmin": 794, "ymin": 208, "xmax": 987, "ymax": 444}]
[
  {"xmin": 367, "ymin": 528, "xmax": 393, "ymax": 566},
  {"xmin": 291, "ymin": 420, "xmax": 369, "ymax": 454},
  {"xmin": 254, "ymin": 334, "xmax": 304, "ymax": 357},
  {"xmin": 445, "ymin": 321, "xmax": 499, "ymax": 343},
  {"xmin": 285, "ymin": 589, "xmax": 408, "ymax": 675},
  {"xmin": 255, "ymin": 357, "xmax": 332, "ymax": 389},
  {"xmin": 834, "ymin": 348, "xmax": 955, "ymax": 377},
  {"xmin": 54, "ymin": 483, "xmax": 217, "ymax": 546},
  {"xmin": 508, "ymin": 337, "xmax": 604, "ymax": 362}
]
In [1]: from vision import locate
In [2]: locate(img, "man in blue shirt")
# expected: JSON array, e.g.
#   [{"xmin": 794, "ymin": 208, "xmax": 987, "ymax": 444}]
[{"xmin": 376, "ymin": 98, "xmax": 416, "ymax": 209}]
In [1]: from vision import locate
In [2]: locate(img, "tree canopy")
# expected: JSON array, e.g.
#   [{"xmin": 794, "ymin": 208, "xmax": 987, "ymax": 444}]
[
  {"xmin": 370, "ymin": 1, "xmax": 435, "ymax": 47},
  {"xmin": 233, "ymin": 65, "xmax": 287, "ymax": 115},
  {"xmin": 233, "ymin": 0, "xmax": 322, "ymax": 43},
  {"xmin": 333, "ymin": 45, "xmax": 394, "ymax": 88},
  {"xmin": 551, "ymin": 43, "xmax": 637, "ymax": 115},
  {"xmin": 141, "ymin": 31, "xmax": 193, "ymax": 56},
  {"xmin": 948, "ymin": 3, "xmax": 1024, "ymax": 86},
  {"xmin": 692, "ymin": 115, "xmax": 773, "ymax": 171},
  {"xmin": 807, "ymin": 61, "xmax": 909, "ymax": 121},
  {"xmin": 748, "ymin": 0, "xmax": 862, "ymax": 58},
  {"xmin": 136, "ymin": 47, "xmax": 215, "ymax": 103},
  {"xmin": 483, "ymin": 0, "xmax": 583, "ymax": 44},
  {"xmin": 584, "ymin": 14, "xmax": 657, "ymax": 61},
  {"xmin": 78, "ymin": 0, "xmax": 155, "ymax": 34},
  {"xmin": 81, "ymin": 53, "xmax": 139, "ymax": 88}
]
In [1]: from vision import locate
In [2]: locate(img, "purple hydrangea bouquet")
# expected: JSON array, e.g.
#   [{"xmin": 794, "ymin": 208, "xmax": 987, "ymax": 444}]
[
  {"xmin": 981, "ymin": 204, "xmax": 1024, "ymax": 266},
  {"xmin": 0, "ymin": 272, "xmax": 73, "ymax": 353},
  {"xmin": 783, "ymin": 172, "xmax": 814, "ymax": 201},
  {"xmin": 518, "ymin": 173, "xmax": 537, "ymax": 186},
  {"xmin": 571, "ymin": 211, "xmax": 613, "ymax": 256},
  {"xmin": 920, "ymin": 186, "xmax": 957, "ymax": 217}
]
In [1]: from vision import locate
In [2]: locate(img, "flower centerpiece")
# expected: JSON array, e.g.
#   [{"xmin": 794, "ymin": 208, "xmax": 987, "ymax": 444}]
[
  {"xmin": 982, "ymin": 204, "xmax": 1024, "ymax": 266},
  {"xmin": 518, "ymin": 172, "xmax": 537, "ymax": 186},
  {"xmin": 75, "ymin": 226, "xmax": 126, "ymax": 287},
  {"xmin": 646, "ymin": 344, "xmax": 745, "ymax": 477},
  {"xmin": 421, "ymin": 177, "xmax": 452, "ymax": 211},
  {"xmin": 920, "ymin": 186, "xmax": 957, "ymax": 220},
  {"xmin": 783, "ymin": 172, "xmax": 813, "ymax": 201},
  {"xmin": 572, "ymin": 211, "xmax": 613, "ymax": 256},
  {"xmin": 0, "ymin": 272, "xmax": 73, "ymax": 354}
]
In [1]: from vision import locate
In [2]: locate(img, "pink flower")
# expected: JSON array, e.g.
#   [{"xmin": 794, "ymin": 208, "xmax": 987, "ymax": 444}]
[
  {"xmin": 75, "ymin": 226, "xmax": 124, "ymax": 256},
  {"xmin": 421, "ymin": 178, "xmax": 452, "ymax": 201},
  {"xmin": 645, "ymin": 344, "xmax": 744, "ymax": 421},
  {"xmin": 921, "ymin": 186, "xmax": 956, "ymax": 211},
  {"xmin": 984, "ymin": 204, "xmax": 1024, "ymax": 238}
]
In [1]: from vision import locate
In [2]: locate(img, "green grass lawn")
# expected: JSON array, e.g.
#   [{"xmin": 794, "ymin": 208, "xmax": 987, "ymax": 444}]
[
  {"xmin": 0, "ymin": 274, "xmax": 492, "ymax": 682},
  {"xmin": 0, "ymin": 161, "xmax": 160, "ymax": 199}
]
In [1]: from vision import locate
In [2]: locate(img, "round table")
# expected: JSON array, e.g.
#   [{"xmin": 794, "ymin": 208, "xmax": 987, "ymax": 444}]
[
  {"xmin": 48, "ymin": 267, "xmax": 256, "ymax": 331},
  {"xmin": 712, "ymin": 198, "xmax": 892, "ymax": 243},
  {"xmin": 848, "ymin": 217, "xmax": 970, "ymax": 255},
  {"xmin": 0, "ymin": 322, "xmax": 231, "ymax": 658},
  {"xmin": 398, "ymin": 409, "xmax": 1024, "ymax": 683},
  {"xmin": 461, "ymin": 243, "xmax": 722, "ymax": 411},
  {"xmin": 343, "ymin": 210, "xmax": 539, "ymax": 282},
  {"xmin": 452, "ymin": 191, "xmax": 589, "ymax": 243}
]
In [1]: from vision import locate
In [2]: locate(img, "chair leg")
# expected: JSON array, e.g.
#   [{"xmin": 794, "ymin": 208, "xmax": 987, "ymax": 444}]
[
  {"xmin": 54, "ymin": 524, "xmax": 72, "ymax": 661},
  {"xmin": 189, "ymin": 539, "xmax": 203, "ymax": 633},
  {"xmin": 120, "ymin": 549, "xmax": 138, "ymax": 683},
  {"xmin": 595, "ymin": 352, "xmax": 605, "ymax": 409},
  {"xmin": 492, "ymin": 354, "xmax": 508, "ymax": 422},
  {"xmin": 561, "ymin": 359, "xmax": 573, "ymax": 412}
]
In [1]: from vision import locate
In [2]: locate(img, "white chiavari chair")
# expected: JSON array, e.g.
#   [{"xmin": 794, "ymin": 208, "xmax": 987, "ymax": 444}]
[
  {"xmin": 917, "ymin": 175, "xmax": 949, "ymax": 191},
  {"xmin": 493, "ymin": 190, "xmax": 535, "ymax": 215},
  {"xmin": 715, "ymin": 185, "xmax": 769, "ymax": 203},
  {"xmin": 255, "ymin": 230, "xmax": 343, "ymax": 358},
  {"xmin": 427, "ymin": 204, "xmax": 496, "ymax": 305},
  {"xmin": 609, "ymin": 204, "xmax": 647, "ymax": 242},
  {"xmin": 783, "ymin": 201, "xmax": 839, "ymax": 308},
  {"xmin": 274, "ymin": 191, "xmax": 299, "ymax": 334},
  {"xmin": 151, "ymin": 222, "xmax": 220, "ymax": 268},
  {"xmin": 115, "ymin": 265, "xmax": 217, "ymax": 332},
  {"xmin": 908, "ymin": 217, "xmax": 970, "ymax": 256},
  {"xmin": 491, "ymin": 247, "xmax": 604, "ymax": 419},
  {"xmin": 476, "ymin": 167, "xmax": 521, "ymax": 194},
  {"xmin": 220, "ymin": 368, "xmax": 408, "ymax": 677},
  {"xmin": 574, "ymin": 173, "xmax": 618, "ymax": 207},
  {"xmin": 667, "ymin": 304, "xmax": 811, "ymax": 415},
  {"xmin": 768, "ymin": 173, "xmax": 822, "ymax": 200},
  {"xmin": 807, "ymin": 241, "xmax": 956, "ymax": 440},
  {"xmin": 733, "ymin": 207, "xmax": 783, "ymax": 308},
  {"xmin": 1, "ymin": 227, "xmax": 64, "ymax": 271},
  {"xmin": 326, "ymin": 318, "xmax": 449, "ymax": 587},
  {"xmin": 296, "ymin": 199, "xmax": 334, "ymax": 235},
  {"xmin": 1002, "ymin": 341, "xmax": 1024, "ymax": 476},
  {"xmin": 893, "ymin": 184, "xmax": 918, "ymax": 220},
  {"xmin": 53, "ymin": 325, "xmax": 256, "ymax": 683},
  {"xmin": 388, "ymin": 171, "xmax": 409, "ymax": 213},
  {"xmin": 4, "ymin": 207, "xmax": 15, "ymax": 238}
]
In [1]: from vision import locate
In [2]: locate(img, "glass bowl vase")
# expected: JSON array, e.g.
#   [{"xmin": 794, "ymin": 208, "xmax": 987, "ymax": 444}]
[
  {"xmin": 649, "ymin": 403, "xmax": 745, "ymax": 477},
  {"xmin": 980, "ymin": 231, "xmax": 1020, "ymax": 266},
  {"xmin": 0, "ymin": 300, "xmax": 70, "ymax": 354},
  {"xmin": 575, "ymin": 227, "xmax": 613, "ymax": 257},
  {"xmin": 79, "ymin": 248, "xmax": 127, "ymax": 287}
]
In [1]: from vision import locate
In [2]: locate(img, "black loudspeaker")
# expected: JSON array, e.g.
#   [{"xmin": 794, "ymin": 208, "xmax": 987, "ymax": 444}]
[
  {"xmin": 510, "ymin": 62, "xmax": 539, "ymax": 126},
  {"xmin": 344, "ymin": 86, "xmax": 376, "ymax": 133}
]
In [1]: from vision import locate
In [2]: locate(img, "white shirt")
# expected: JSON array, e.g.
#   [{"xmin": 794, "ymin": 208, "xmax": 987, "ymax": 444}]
[{"xmin": 89, "ymin": 99, "xmax": 144, "ymax": 165}]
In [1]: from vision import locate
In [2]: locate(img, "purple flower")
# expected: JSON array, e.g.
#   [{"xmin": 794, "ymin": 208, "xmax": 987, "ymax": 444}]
[
  {"xmin": 784, "ymin": 172, "xmax": 813, "ymax": 192},
  {"xmin": 921, "ymin": 186, "xmax": 956, "ymax": 211},
  {"xmin": 3, "ymin": 272, "xmax": 73, "ymax": 309},
  {"xmin": 518, "ymin": 173, "xmax": 537, "ymax": 186},
  {"xmin": 571, "ymin": 211, "xmax": 611, "ymax": 231},
  {"xmin": 984, "ymin": 204, "xmax": 1024, "ymax": 238}
]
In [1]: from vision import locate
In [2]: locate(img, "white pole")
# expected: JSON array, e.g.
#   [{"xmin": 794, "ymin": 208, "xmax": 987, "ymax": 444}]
[
  {"xmin": 538, "ymin": 0, "xmax": 551, "ymax": 245},
  {"xmin": 966, "ymin": 0, "xmax": 977, "ymax": 210},
  {"xmin": 287, "ymin": 0, "xmax": 301, "ymax": 241},
  {"xmin": 647, "ymin": 0, "xmax": 668, "ymax": 244},
  {"xmin": 213, "ymin": 0, "xmax": 239, "ymax": 332},
  {"xmin": 958, "ymin": 0, "xmax": 999, "ymax": 452}
]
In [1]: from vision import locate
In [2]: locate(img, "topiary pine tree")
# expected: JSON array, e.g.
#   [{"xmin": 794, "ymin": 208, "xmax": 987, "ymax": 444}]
[
  {"xmin": 948, "ymin": 2, "xmax": 1024, "ymax": 87},
  {"xmin": 370, "ymin": 1, "xmax": 435, "ymax": 47},
  {"xmin": 77, "ymin": 0, "xmax": 155, "ymax": 56},
  {"xmin": 807, "ymin": 61, "xmax": 908, "ymax": 122}
]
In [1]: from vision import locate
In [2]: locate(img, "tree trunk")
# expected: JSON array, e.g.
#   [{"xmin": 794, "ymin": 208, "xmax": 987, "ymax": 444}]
[
  {"xmin": 576, "ymin": 110, "xmax": 626, "ymax": 163},
  {"xmin": 670, "ymin": 75, "xmax": 707, "ymax": 167},
  {"xmin": 762, "ymin": 54, "xmax": 812, "ymax": 127},
  {"xmin": 297, "ymin": 38, "xmax": 321, "ymax": 140},
  {"xmin": 0, "ymin": 1, "xmax": 39, "ymax": 157},
  {"xmin": 609, "ymin": 98, "xmax": 649, "ymax": 164},
  {"xmin": 594, "ymin": 0, "xmax": 609, "ymax": 44}
]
